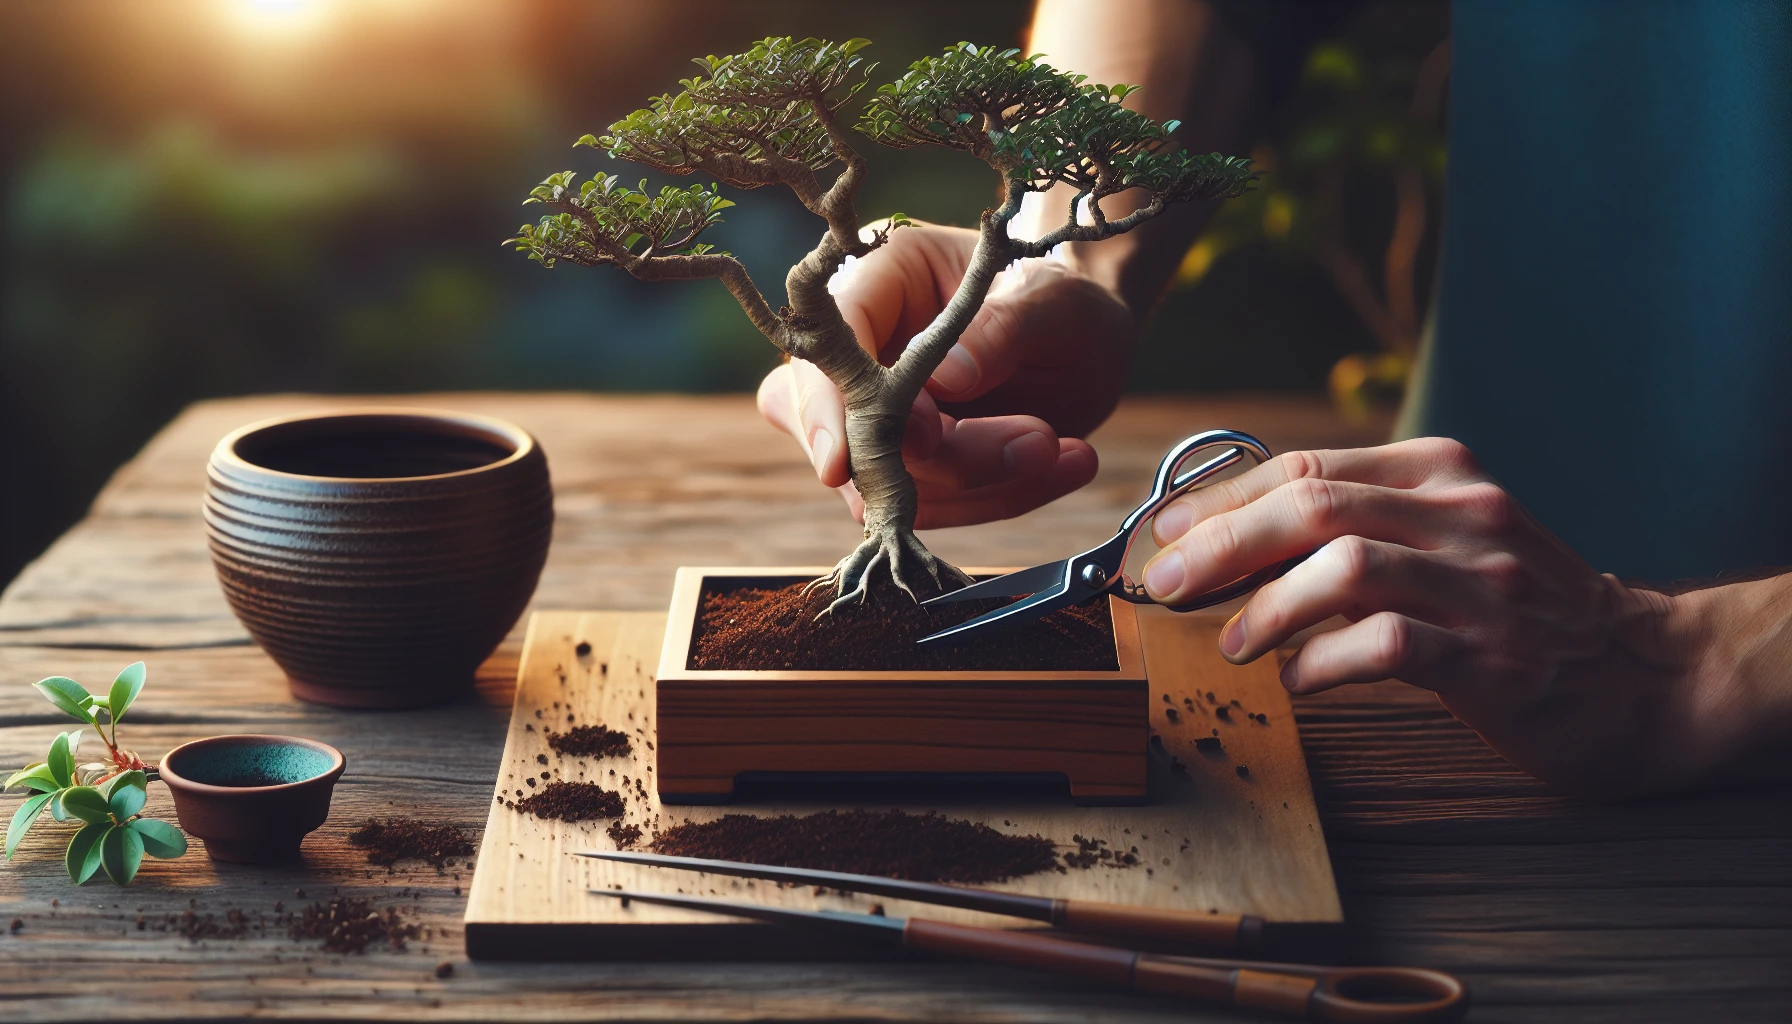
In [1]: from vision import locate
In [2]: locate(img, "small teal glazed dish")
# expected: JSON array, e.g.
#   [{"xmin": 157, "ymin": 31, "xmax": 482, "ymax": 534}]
[{"xmin": 158, "ymin": 735, "xmax": 345, "ymax": 863}]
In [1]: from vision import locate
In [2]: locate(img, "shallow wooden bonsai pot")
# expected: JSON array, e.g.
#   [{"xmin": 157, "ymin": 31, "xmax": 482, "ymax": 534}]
[{"xmin": 655, "ymin": 567, "xmax": 1148, "ymax": 805}]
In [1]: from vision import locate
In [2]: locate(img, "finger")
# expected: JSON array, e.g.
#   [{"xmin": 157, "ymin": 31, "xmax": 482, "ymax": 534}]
[
  {"xmin": 923, "ymin": 286, "xmax": 1026, "ymax": 401},
  {"xmin": 1278, "ymin": 611, "xmax": 1465, "ymax": 695},
  {"xmin": 907, "ymin": 415, "xmax": 1065, "ymax": 492},
  {"xmin": 1141, "ymin": 478, "xmax": 1452, "ymax": 606},
  {"xmin": 836, "ymin": 478, "xmax": 866, "ymax": 524},
  {"xmin": 755, "ymin": 360, "xmax": 850, "ymax": 488},
  {"xmin": 903, "ymin": 393, "xmax": 944, "ymax": 461},
  {"xmin": 923, "ymin": 258, "xmax": 1127, "ymax": 404},
  {"xmin": 1152, "ymin": 437, "xmax": 1488, "ymax": 545},
  {"xmin": 831, "ymin": 224, "xmax": 970, "ymax": 361},
  {"xmin": 912, "ymin": 441, "xmax": 1097, "ymax": 529},
  {"xmin": 1219, "ymin": 537, "xmax": 1480, "ymax": 664}
]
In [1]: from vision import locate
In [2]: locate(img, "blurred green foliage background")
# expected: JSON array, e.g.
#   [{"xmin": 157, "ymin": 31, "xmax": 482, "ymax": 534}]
[{"xmin": 0, "ymin": 0, "xmax": 1446, "ymax": 587}]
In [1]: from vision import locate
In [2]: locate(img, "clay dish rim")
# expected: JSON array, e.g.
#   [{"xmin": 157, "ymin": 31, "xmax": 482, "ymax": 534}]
[
  {"xmin": 211, "ymin": 406, "xmax": 535, "ymax": 485},
  {"xmin": 158, "ymin": 733, "xmax": 347, "ymax": 797}
]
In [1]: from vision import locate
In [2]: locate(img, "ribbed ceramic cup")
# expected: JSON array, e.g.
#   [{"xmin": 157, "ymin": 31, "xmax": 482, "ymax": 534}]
[
  {"xmin": 159, "ymin": 734, "xmax": 345, "ymax": 863},
  {"xmin": 206, "ymin": 408, "xmax": 553, "ymax": 708}
]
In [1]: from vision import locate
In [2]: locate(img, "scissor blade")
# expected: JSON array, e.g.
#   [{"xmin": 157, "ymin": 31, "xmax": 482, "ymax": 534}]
[
  {"xmin": 918, "ymin": 561, "xmax": 1068, "ymax": 607},
  {"xmin": 915, "ymin": 582, "xmax": 1076, "ymax": 645},
  {"xmin": 590, "ymin": 889, "xmax": 906, "ymax": 935},
  {"xmin": 578, "ymin": 850, "xmax": 1056, "ymax": 923}
]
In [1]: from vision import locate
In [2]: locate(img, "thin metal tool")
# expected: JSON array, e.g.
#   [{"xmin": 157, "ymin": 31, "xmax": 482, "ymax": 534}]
[
  {"xmin": 917, "ymin": 429, "xmax": 1307, "ymax": 645},
  {"xmin": 589, "ymin": 889, "xmax": 1468, "ymax": 1023},
  {"xmin": 578, "ymin": 849, "xmax": 1265, "ymax": 949}
]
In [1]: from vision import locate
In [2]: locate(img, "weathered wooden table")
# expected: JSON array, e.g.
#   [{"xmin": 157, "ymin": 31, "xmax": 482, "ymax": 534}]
[{"xmin": 2, "ymin": 394, "xmax": 1788, "ymax": 1023}]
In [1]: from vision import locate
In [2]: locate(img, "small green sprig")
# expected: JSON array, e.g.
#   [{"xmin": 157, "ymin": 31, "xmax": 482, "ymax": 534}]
[{"xmin": 3, "ymin": 662, "xmax": 188, "ymax": 884}]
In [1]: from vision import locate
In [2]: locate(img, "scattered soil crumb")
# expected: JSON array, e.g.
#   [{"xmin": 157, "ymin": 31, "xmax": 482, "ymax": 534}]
[
  {"xmin": 649, "ymin": 809, "xmax": 1058, "ymax": 883},
  {"xmin": 606, "ymin": 821, "xmax": 644, "ymax": 849},
  {"xmin": 1235, "ymin": 765, "xmax": 1250, "ymax": 778},
  {"xmin": 179, "ymin": 908, "xmax": 249, "ymax": 941},
  {"xmin": 1196, "ymin": 736, "xmax": 1224, "ymax": 754},
  {"xmin": 546, "ymin": 724, "xmax": 633, "ymax": 759},
  {"xmin": 516, "ymin": 782, "xmax": 624, "ymax": 821},
  {"xmin": 348, "ymin": 818, "xmax": 475, "ymax": 868},
  {"xmin": 1062, "ymin": 834, "xmax": 1140, "ymax": 870},
  {"xmin": 435, "ymin": 960, "xmax": 455, "ymax": 978},
  {"xmin": 291, "ymin": 897, "xmax": 419, "ymax": 954}
]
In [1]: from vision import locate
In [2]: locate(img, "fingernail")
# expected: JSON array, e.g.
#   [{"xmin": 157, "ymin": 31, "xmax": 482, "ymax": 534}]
[
  {"xmin": 810, "ymin": 428, "xmax": 835, "ymax": 477},
  {"xmin": 1220, "ymin": 612, "xmax": 1246, "ymax": 658},
  {"xmin": 1144, "ymin": 554, "xmax": 1185, "ymax": 599},
  {"xmin": 1154, "ymin": 502, "xmax": 1194, "ymax": 541},
  {"xmin": 1000, "ymin": 431, "xmax": 1052, "ymax": 479},
  {"xmin": 1279, "ymin": 654, "xmax": 1302, "ymax": 692},
  {"xmin": 930, "ymin": 346, "xmax": 979, "ymax": 394}
]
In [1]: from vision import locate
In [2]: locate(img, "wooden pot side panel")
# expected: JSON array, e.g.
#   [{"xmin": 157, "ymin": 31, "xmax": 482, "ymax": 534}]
[
  {"xmin": 657, "ymin": 685, "xmax": 1149, "ymax": 799},
  {"xmin": 463, "ymin": 608, "xmax": 1342, "ymax": 959}
]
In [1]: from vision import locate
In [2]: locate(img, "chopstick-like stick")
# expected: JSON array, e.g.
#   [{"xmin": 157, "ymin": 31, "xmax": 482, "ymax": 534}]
[{"xmin": 578, "ymin": 849, "xmax": 1263, "ymax": 949}]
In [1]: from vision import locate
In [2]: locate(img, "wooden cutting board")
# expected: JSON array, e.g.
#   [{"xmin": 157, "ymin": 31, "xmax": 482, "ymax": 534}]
[{"xmin": 464, "ymin": 609, "xmax": 1342, "ymax": 960}]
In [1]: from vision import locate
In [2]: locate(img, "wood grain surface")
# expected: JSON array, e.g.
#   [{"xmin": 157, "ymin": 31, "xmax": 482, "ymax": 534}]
[
  {"xmin": 1, "ymin": 393, "xmax": 1788, "ymax": 1023},
  {"xmin": 462, "ymin": 608, "xmax": 1340, "ymax": 959}
]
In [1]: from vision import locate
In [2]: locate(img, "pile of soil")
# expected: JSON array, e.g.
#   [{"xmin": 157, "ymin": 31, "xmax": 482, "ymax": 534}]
[
  {"xmin": 348, "ymin": 818, "xmax": 474, "ymax": 867},
  {"xmin": 290, "ymin": 897, "xmax": 419, "ymax": 954},
  {"xmin": 547, "ymin": 724, "xmax": 632, "ymax": 759},
  {"xmin": 688, "ymin": 579, "xmax": 1117, "ymax": 672},
  {"xmin": 515, "ymin": 781, "xmax": 624, "ymax": 821},
  {"xmin": 648, "ymin": 809, "xmax": 1059, "ymax": 884}
]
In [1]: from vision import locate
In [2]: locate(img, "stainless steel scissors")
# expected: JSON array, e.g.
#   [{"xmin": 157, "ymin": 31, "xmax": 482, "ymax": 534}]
[{"xmin": 917, "ymin": 429, "xmax": 1305, "ymax": 645}]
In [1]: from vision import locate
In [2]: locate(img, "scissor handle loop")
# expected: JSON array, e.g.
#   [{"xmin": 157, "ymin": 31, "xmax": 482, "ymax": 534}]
[
  {"xmin": 1110, "ymin": 430, "xmax": 1285, "ymax": 611},
  {"xmin": 1308, "ymin": 964, "xmax": 1470, "ymax": 1023},
  {"xmin": 1116, "ymin": 429, "xmax": 1274, "ymax": 537}
]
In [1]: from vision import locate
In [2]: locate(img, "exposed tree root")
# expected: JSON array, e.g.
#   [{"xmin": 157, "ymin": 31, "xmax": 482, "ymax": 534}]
[{"xmin": 807, "ymin": 526, "xmax": 972, "ymax": 617}]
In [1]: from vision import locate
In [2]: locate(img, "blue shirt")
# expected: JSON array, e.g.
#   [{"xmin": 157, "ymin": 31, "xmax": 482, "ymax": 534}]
[{"xmin": 1407, "ymin": 0, "xmax": 1792, "ymax": 581}]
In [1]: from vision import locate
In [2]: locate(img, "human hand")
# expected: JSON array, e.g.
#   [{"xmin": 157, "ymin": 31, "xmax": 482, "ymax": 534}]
[
  {"xmin": 1139, "ymin": 437, "xmax": 1747, "ymax": 798},
  {"xmin": 757, "ymin": 221, "xmax": 1133, "ymax": 528}
]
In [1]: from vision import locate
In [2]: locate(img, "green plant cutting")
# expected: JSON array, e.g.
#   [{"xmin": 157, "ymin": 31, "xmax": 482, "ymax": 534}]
[
  {"xmin": 3, "ymin": 662, "xmax": 189, "ymax": 884},
  {"xmin": 510, "ymin": 38, "xmax": 1257, "ymax": 609}
]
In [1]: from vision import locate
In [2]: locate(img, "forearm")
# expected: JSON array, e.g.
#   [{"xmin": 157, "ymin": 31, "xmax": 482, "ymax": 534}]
[
  {"xmin": 1021, "ymin": 0, "xmax": 1265, "ymax": 314},
  {"xmin": 1670, "ymin": 573, "xmax": 1792, "ymax": 769}
]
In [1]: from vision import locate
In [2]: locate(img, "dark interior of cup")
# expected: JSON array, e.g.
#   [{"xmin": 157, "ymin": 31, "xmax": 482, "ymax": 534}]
[
  {"xmin": 170, "ymin": 742, "xmax": 336, "ymax": 788},
  {"xmin": 233, "ymin": 414, "xmax": 517, "ymax": 479}
]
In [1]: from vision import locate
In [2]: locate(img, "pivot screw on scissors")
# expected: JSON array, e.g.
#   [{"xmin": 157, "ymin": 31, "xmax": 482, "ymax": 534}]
[{"xmin": 918, "ymin": 429, "xmax": 1308, "ymax": 645}]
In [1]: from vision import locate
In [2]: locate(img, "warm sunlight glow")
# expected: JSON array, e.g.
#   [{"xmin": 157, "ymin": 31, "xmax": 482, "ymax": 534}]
[{"xmin": 226, "ymin": 0, "xmax": 330, "ymax": 35}]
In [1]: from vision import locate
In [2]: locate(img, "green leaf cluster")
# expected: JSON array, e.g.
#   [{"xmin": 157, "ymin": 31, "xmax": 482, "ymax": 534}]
[
  {"xmin": 508, "ymin": 173, "xmax": 734, "ymax": 268},
  {"xmin": 857, "ymin": 43, "xmax": 1081, "ymax": 154},
  {"xmin": 598, "ymin": 37, "xmax": 874, "ymax": 186},
  {"xmin": 3, "ymin": 663, "xmax": 189, "ymax": 885},
  {"xmin": 513, "ymin": 37, "xmax": 1260, "ymax": 275}
]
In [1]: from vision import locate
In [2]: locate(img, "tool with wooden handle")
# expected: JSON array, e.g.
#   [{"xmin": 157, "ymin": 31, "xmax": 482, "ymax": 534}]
[
  {"xmin": 580, "ymin": 849, "xmax": 1266, "ymax": 949},
  {"xmin": 590, "ymin": 889, "xmax": 1468, "ymax": 1023}
]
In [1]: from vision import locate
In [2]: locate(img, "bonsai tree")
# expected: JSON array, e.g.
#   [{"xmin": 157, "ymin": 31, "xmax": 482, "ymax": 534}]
[{"xmin": 511, "ymin": 38, "xmax": 1256, "ymax": 610}]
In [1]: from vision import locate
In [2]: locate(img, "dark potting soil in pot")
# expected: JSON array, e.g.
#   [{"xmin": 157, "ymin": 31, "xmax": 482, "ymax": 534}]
[{"xmin": 689, "ymin": 578, "xmax": 1118, "ymax": 672}]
